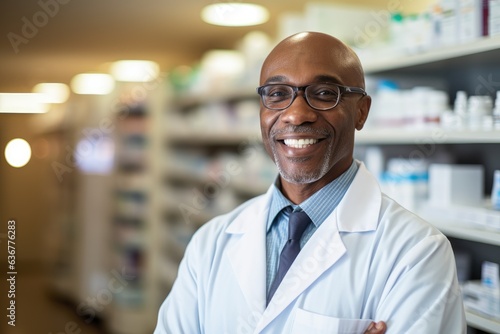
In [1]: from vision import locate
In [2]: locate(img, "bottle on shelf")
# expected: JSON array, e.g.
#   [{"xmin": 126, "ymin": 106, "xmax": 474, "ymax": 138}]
[
  {"xmin": 493, "ymin": 91, "xmax": 500, "ymax": 129},
  {"xmin": 454, "ymin": 90, "xmax": 468, "ymax": 129},
  {"xmin": 492, "ymin": 170, "xmax": 500, "ymax": 210}
]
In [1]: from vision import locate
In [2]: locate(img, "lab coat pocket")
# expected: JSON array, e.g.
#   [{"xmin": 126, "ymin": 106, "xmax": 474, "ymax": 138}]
[{"xmin": 291, "ymin": 308, "xmax": 373, "ymax": 334}]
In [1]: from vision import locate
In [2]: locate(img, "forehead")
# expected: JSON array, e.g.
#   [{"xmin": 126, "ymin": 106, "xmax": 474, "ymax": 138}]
[{"xmin": 260, "ymin": 42, "xmax": 349, "ymax": 86}]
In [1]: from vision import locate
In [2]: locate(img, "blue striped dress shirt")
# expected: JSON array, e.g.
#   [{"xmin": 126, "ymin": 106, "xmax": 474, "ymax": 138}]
[{"xmin": 265, "ymin": 160, "xmax": 359, "ymax": 293}]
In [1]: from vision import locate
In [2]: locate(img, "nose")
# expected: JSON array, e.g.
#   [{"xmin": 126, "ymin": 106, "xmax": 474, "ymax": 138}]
[{"xmin": 280, "ymin": 92, "xmax": 318, "ymax": 125}]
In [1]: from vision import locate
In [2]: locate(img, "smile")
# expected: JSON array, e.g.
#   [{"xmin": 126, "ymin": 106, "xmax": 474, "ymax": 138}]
[{"xmin": 283, "ymin": 138, "xmax": 319, "ymax": 148}]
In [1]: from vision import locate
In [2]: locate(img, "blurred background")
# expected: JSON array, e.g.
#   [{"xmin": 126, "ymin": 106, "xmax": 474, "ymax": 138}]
[{"xmin": 1, "ymin": 0, "xmax": 500, "ymax": 333}]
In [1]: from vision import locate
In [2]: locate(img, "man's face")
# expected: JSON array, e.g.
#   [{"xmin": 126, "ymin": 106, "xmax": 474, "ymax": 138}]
[{"xmin": 259, "ymin": 37, "xmax": 367, "ymax": 189}]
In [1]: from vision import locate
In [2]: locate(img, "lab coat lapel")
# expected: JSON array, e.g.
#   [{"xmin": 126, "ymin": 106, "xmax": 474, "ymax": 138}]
[
  {"xmin": 226, "ymin": 187, "xmax": 273, "ymax": 316},
  {"xmin": 255, "ymin": 162, "xmax": 381, "ymax": 333},
  {"xmin": 255, "ymin": 211, "xmax": 346, "ymax": 333}
]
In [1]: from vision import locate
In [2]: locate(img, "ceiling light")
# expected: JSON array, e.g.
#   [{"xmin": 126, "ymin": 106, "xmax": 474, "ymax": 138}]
[
  {"xmin": 33, "ymin": 83, "xmax": 70, "ymax": 104},
  {"xmin": 201, "ymin": 50, "xmax": 245, "ymax": 76},
  {"xmin": 201, "ymin": 3, "xmax": 269, "ymax": 27},
  {"xmin": 71, "ymin": 73, "xmax": 115, "ymax": 95},
  {"xmin": 110, "ymin": 60, "xmax": 160, "ymax": 82},
  {"xmin": 4, "ymin": 138, "xmax": 31, "ymax": 168},
  {"xmin": 0, "ymin": 93, "xmax": 49, "ymax": 113}
]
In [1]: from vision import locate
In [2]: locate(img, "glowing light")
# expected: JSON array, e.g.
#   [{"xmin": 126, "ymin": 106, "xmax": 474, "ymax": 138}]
[
  {"xmin": 111, "ymin": 60, "xmax": 160, "ymax": 82},
  {"xmin": 201, "ymin": 50, "xmax": 245, "ymax": 76},
  {"xmin": 33, "ymin": 83, "xmax": 70, "ymax": 104},
  {"xmin": 0, "ymin": 93, "xmax": 49, "ymax": 113},
  {"xmin": 201, "ymin": 3, "xmax": 269, "ymax": 26},
  {"xmin": 71, "ymin": 73, "xmax": 115, "ymax": 95},
  {"xmin": 4, "ymin": 138, "xmax": 31, "ymax": 168}
]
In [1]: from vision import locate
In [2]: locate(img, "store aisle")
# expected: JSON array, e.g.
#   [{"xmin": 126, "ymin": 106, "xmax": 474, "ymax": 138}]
[{"xmin": 1, "ymin": 265, "xmax": 105, "ymax": 334}]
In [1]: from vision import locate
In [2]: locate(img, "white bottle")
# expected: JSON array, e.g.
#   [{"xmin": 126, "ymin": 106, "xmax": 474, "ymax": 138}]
[
  {"xmin": 490, "ymin": 0, "xmax": 500, "ymax": 36},
  {"xmin": 492, "ymin": 170, "xmax": 500, "ymax": 210},
  {"xmin": 493, "ymin": 91, "xmax": 500, "ymax": 129},
  {"xmin": 468, "ymin": 95, "xmax": 493, "ymax": 129},
  {"xmin": 454, "ymin": 91, "xmax": 468, "ymax": 128}
]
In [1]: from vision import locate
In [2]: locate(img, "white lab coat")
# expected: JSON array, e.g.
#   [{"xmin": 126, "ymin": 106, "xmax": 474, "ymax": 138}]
[{"xmin": 155, "ymin": 162, "xmax": 466, "ymax": 334}]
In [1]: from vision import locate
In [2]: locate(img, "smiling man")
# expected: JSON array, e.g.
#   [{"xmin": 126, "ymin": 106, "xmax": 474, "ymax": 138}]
[{"xmin": 154, "ymin": 32, "xmax": 465, "ymax": 334}]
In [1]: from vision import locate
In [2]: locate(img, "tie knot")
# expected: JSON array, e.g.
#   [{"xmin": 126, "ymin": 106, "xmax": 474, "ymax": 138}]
[{"xmin": 288, "ymin": 210, "xmax": 311, "ymax": 241}]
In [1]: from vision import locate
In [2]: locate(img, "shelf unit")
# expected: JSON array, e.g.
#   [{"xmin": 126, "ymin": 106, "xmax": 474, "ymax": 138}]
[
  {"xmin": 356, "ymin": 128, "xmax": 500, "ymax": 145},
  {"xmin": 363, "ymin": 35, "xmax": 500, "ymax": 75},
  {"xmin": 158, "ymin": 87, "xmax": 277, "ymax": 306},
  {"xmin": 466, "ymin": 310, "xmax": 500, "ymax": 333},
  {"xmin": 430, "ymin": 220, "xmax": 500, "ymax": 246},
  {"xmin": 103, "ymin": 82, "xmax": 168, "ymax": 334},
  {"xmin": 358, "ymin": 35, "xmax": 500, "ymax": 333}
]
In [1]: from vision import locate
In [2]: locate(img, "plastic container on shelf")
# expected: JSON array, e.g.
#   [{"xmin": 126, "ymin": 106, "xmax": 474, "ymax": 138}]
[
  {"xmin": 380, "ymin": 158, "xmax": 429, "ymax": 213},
  {"xmin": 468, "ymin": 95, "xmax": 493, "ymax": 129},
  {"xmin": 493, "ymin": 91, "xmax": 500, "ymax": 129},
  {"xmin": 492, "ymin": 170, "xmax": 500, "ymax": 210},
  {"xmin": 491, "ymin": 0, "xmax": 500, "ymax": 36},
  {"xmin": 454, "ymin": 90, "xmax": 469, "ymax": 129}
]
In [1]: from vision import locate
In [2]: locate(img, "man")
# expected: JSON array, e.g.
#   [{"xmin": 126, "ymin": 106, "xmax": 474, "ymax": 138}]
[{"xmin": 154, "ymin": 32, "xmax": 465, "ymax": 333}]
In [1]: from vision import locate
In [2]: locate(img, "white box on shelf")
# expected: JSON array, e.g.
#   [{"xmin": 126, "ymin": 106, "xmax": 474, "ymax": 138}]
[
  {"xmin": 490, "ymin": 0, "xmax": 500, "ymax": 36},
  {"xmin": 458, "ymin": 0, "xmax": 488, "ymax": 43},
  {"xmin": 439, "ymin": 0, "xmax": 460, "ymax": 46},
  {"xmin": 429, "ymin": 164, "xmax": 484, "ymax": 206},
  {"xmin": 463, "ymin": 280, "xmax": 500, "ymax": 319},
  {"xmin": 419, "ymin": 200, "xmax": 500, "ymax": 231}
]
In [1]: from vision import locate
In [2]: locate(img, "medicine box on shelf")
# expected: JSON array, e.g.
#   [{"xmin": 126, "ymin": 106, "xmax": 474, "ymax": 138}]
[{"xmin": 429, "ymin": 164, "xmax": 484, "ymax": 206}]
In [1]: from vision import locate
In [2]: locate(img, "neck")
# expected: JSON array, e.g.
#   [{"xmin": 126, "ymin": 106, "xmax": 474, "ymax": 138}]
[{"xmin": 279, "ymin": 160, "xmax": 353, "ymax": 204}]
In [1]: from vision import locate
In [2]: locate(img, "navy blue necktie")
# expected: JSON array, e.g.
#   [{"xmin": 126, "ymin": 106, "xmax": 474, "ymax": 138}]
[{"xmin": 267, "ymin": 210, "xmax": 311, "ymax": 305}]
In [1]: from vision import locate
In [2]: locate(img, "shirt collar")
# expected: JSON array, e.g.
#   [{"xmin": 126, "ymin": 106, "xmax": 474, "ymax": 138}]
[{"xmin": 267, "ymin": 160, "xmax": 359, "ymax": 232}]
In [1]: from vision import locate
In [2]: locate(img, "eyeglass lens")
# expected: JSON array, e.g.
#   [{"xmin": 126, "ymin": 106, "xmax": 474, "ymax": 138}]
[{"xmin": 261, "ymin": 84, "xmax": 340, "ymax": 110}]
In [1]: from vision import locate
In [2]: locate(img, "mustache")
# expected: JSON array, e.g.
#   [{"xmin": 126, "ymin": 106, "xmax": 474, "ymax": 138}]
[{"xmin": 270, "ymin": 125, "xmax": 329, "ymax": 138}]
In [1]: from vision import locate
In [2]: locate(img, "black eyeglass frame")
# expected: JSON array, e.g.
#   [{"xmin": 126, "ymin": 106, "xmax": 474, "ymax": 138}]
[{"xmin": 256, "ymin": 82, "xmax": 367, "ymax": 111}]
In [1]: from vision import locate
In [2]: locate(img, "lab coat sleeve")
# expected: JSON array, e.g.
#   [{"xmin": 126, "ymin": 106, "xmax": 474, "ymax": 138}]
[
  {"xmin": 376, "ymin": 234, "xmax": 466, "ymax": 334},
  {"xmin": 154, "ymin": 231, "xmax": 202, "ymax": 334}
]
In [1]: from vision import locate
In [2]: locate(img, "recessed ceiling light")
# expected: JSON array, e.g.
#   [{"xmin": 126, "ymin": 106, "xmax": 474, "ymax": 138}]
[
  {"xmin": 201, "ymin": 3, "xmax": 269, "ymax": 27},
  {"xmin": 71, "ymin": 73, "xmax": 115, "ymax": 95}
]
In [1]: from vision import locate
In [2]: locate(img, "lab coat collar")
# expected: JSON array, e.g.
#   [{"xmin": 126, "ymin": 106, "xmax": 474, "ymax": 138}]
[
  {"xmin": 336, "ymin": 161, "xmax": 381, "ymax": 233},
  {"xmin": 225, "ymin": 185, "xmax": 274, "ymax": 316},
  {"xmin": 225, "ymin": 162, "xmax": 382, "ymax": 332}
]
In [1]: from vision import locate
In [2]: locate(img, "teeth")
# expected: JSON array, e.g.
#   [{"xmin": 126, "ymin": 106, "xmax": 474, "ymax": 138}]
[{"xmin": 283, "ymin": 138, "xmax": 318, "ymax": 148}]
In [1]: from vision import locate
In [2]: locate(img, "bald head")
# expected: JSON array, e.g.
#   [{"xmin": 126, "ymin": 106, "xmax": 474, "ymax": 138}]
[{"xmin": 260, "ymin": 32, "xmax": 365, "ymax": 88}]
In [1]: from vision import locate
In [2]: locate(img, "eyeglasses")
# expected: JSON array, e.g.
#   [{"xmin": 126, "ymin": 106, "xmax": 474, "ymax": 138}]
[{"xmin": 256, "ymin": 83, "xmax": 367, "ymax": 111}]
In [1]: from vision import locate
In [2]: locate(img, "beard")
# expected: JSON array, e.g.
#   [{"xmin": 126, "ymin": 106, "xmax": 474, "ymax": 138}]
[{"xmin": 269, "ymin": 125, "xmax": 334, "ymax": 184}]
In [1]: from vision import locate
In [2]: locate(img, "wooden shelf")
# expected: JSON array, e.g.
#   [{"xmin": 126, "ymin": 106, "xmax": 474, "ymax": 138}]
[{"xmin": 356, "ymin": 128, "xmax": 500, "ymax": 145}]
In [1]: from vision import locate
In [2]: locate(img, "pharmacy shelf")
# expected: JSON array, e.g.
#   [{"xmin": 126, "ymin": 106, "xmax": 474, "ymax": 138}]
[
  {"xmin": 429, "ymin": 220, "xmax": 500, "ymax": 247},
  {"xmin": 355, "ymin": 128, "xmax": 500, "ymax": 145},
  {"xmin": 172, "ymin": 87, "xmax": 257, "ymax": 109},
  {"xmin": 364, "ymin": 36, "xmax": 500, "ymax": 74},
  {"xmin": 232, "ymin": 180, "xmax": 270, "ymax": 197},
  {"xmin": 466, "ymin": 311, "xmax": 500, "ymax": 333},
  {"xmin": 168, "ymin": 130, "xmax": 261, "ymax": 146}
]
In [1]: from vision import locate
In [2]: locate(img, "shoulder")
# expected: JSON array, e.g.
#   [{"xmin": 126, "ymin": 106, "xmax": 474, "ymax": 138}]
[
  {"xmin": 374, "ymin": 193, "xmax": 453, "ymax": 267},
  {"xmin": 188, "ymin": 193, "xmax": 266, "ymax": 249},
  {"xmin": 379, "ymin": 193, "xmax": 443, "ymax": 239}
]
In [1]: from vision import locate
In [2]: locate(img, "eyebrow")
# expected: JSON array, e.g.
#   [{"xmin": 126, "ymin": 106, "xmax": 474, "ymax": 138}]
[
  {"xmin": 313, "ymin": 75, "xmax": 342, "ymax": 85},
  {"xmin": 264, "ymin": 75, "xmax": 287, "ymax": 84},
  {"xmin": 263, "ymin": 74, "xmax": 343, "ymax": 85}
]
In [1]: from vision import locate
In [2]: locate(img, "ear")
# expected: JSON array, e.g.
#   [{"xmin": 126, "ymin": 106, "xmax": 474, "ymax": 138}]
[{"xmin": 355, "ymin": 95, "xmax": 371, "ymax": 130}]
